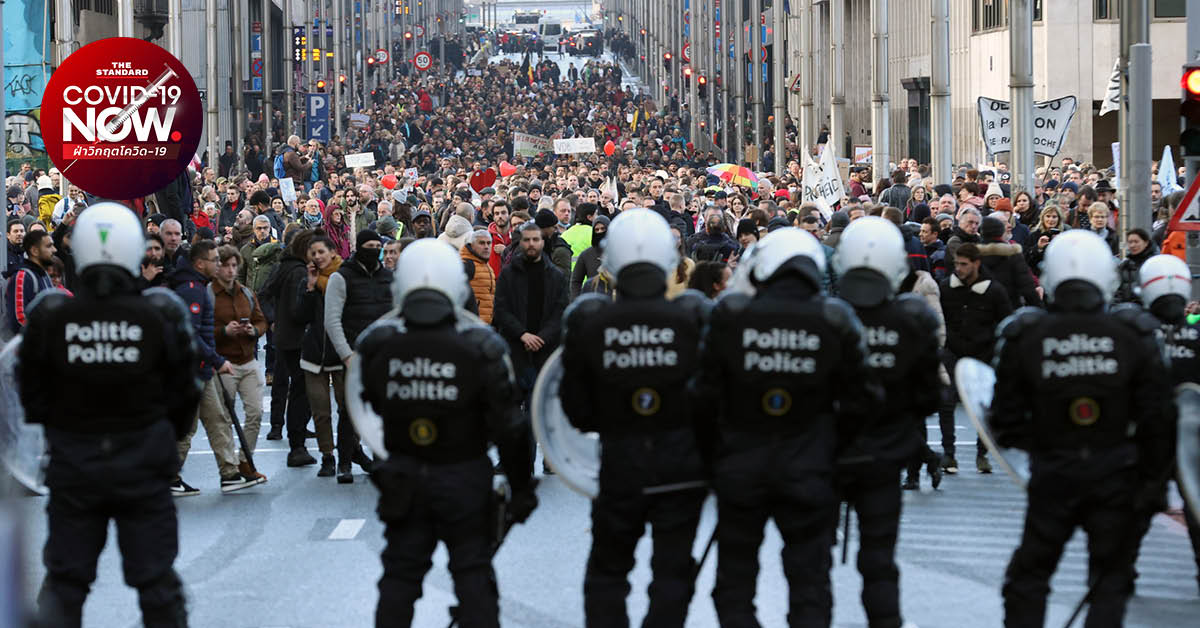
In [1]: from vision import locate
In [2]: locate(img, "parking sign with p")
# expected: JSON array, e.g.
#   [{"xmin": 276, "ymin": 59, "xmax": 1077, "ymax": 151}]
[{"xmin": 306, "ymin": 93, "xmax": 330, "ymax": 143}]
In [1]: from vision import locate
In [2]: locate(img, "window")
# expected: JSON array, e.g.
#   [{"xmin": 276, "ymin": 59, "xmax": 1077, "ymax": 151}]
[
  {"xmin": 1095, "ymin": 0, "xmax": 1117, "ymax": 20},
  {"xmin": 1156, "ymin": 0, "xmax": 1185, "ymax": 18},
  {"xmin": 972, "ymin": 0, "xmax": 1008, "ymax": 33}
]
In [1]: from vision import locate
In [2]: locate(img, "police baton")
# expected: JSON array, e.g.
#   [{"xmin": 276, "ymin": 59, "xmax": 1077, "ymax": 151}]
[{"xmin": 213, "ymin": 372, "xmax": 259, "ymax": 474}]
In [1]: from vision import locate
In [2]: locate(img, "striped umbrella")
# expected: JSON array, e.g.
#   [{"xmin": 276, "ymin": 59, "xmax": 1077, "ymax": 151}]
[{"xmin": 706, "ymin": 163, "xmax": 760, "ymax": 189}]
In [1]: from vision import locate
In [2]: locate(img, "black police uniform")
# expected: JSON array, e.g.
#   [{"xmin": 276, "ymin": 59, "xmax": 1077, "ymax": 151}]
[
  {"xmin": 1138, "ymin": 305, "xmax": 1200, "ymax": 590},
  {"xmin": 990, "ymin": 302, "xmax": 1173, "ymax": 628},
  {"xmin": 355, "ymin": 305, "xmax": 535, "ymax": 628},
  {"xmin": 692, "ymin": 271, "xmax": 881, "ymax": 628},
  {"xmin": 18, "ymin": 274, "xmax": 202, "ymax": 628},
  {"xmin": 559, "ymin": 287, "xmax": 709, "ymax": 628},
  {"xmin": 838, "ymin": 290, "xmax": 942, "ymax": 628}
]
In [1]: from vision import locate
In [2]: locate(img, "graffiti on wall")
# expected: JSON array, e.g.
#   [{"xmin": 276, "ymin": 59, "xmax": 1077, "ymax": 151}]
[{"xmin": 6, "ymin": 109, "xmax": 48, "ymax": 169}]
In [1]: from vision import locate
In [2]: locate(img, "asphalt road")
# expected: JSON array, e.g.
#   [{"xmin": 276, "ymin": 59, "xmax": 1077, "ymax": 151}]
[{"xmin": 14, "ymin": 405, "xmax": 1200, "ymax": 628}]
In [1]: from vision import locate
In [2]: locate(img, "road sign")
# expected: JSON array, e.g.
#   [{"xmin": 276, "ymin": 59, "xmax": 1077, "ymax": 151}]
[
  {"xmin": 250, "ymin": 58, "xmax": 263, "ymax": 77},
  {"xmin": 252, "ymin": 21, "xmax": 262, "ymax": 33},
  {"xmin": 252, "ymin": 77, "xmax": 262, "ymax": 91},
  {"xmin": 682, "ymin": 42, "xmax": 691, "ymax": 63},
  {"xmin": 306, "ymin": 93, "xmax": 330, "ymax": 143},
  {"xmin": 415, "ymin": 24, "xmax": 425, "ymax": 37},
  {"xmin": 413, "ymin": 51, "xmax": 433, "ymax": 71},
  {"xmin": 789, "ymin": 73, "xmax": 802, "ymax": 93},
  {"xmin": 375, "ymin": 48, "xmax": 389, "ymax": 64},
  {"xmin": 1169, "ymin": 175, "xmax": 1200, "ymax": 231}
]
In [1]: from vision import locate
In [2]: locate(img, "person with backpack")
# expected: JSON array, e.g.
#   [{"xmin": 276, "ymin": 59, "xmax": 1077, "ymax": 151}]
[{"xmin": 278, "ymin": 135, "xmax": 311, "ymax": 184}]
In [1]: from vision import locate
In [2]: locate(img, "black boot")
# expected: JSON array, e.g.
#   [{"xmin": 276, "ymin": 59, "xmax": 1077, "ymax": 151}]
[
  {"xmin": 351, "ymin": 448, "xmax": 374, "ymax": 473},
  {"xmin": 902, "ymin": 474, "xmax": 919, "ymax": 490},
  {"xmin": 287, "ymin": 447, "xmax": 317, "ymax": 467},
  {"xmin": 317, "ymin": 454, "xmax": 336, "ymax": 477},
  {"xmin": 337, "ymin": 459, "xmax": 354, "ymax": 484}
]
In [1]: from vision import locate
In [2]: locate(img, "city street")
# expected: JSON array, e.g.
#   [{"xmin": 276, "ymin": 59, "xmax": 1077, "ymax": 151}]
[{"xmin": 16, "ymin": 409, "xmax": 1200, "ymax": 627}]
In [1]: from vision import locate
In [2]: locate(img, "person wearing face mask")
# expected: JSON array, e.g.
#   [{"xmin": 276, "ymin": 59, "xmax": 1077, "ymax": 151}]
[
  {"xmin": 569, "ymin": 215, "xmax": 609, "ymax": 299},
  {"xmin": 323, "ymin": 230, "xmax": 393, "ymax": 484}
]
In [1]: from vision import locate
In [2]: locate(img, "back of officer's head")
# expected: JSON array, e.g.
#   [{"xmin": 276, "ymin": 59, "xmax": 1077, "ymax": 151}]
[
  {"xmin": 1139, "ymin": 253, "xmax": 1192, "ymax": 323},
  {"xmin": 745, "ymin": 227, "xmax": 826, "ymax": 295},
  {"xmin": 1041, "ymin": 230, "xmax": 1118, "ymax": 312},
  {"xmin": 71, "ymin": 202, "xmax": 146, "ymax": 296},
  {"xmin": 604, "ymin": 209, "xmax": 677, "ymax": 299},
  {"xmin": 393, "ymin": 239, "xmax": 468, "ymax": 326},
  {"xmin": 833, "ymin": 216, "xmax": 907, "ymax": 308}
]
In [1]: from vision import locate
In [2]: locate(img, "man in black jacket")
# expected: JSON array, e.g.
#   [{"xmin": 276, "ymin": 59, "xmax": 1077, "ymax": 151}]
[
  {"xmin": 492, "ymin": 222, "xmax": 569, "ymax": 472},
  {"xmin": 978, "ymin": 216, "xmax": 1042, "ymax": 309},
  {"xmin": 265, "ymin": 230, "xmax": 314, "ymax": 463},
  {"xmin": 938, "ymin": 243, "xmax": 1013, "ymax": 474}
]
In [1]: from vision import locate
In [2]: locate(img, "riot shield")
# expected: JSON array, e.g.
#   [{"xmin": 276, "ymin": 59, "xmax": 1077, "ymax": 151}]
[
  {"xmin": 0, "ymin": 337, "xmax": 47, "ymax": 495},
  {"xmin": 1177, "ymin": 382, "xmax": 1200, "ymax": 523},
  {"xmin": 530, "ymin": 347, "xmax": 600, "ymax": 498},
  {"xmin": 955, "ymin": 357, "xmax": 1030, "ymax": 490}
]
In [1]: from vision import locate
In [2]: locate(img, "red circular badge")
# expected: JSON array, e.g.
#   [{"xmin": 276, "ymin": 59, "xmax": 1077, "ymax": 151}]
[
  {"xmin": 40, "ymin": 37, "xmax": 202, "ymax": 200},
  {"xmin": 413, "ymin": 51, "xmax": 433, "ymax": 72}
]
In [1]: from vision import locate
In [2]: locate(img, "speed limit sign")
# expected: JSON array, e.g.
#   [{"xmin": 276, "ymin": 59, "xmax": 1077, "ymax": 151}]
[
  {"xmin": 375, "ymin": 48, "xmax": 389, "ymax": 64},
  {"xmin": 415, "ymin": 24, "xmax": 425, "ymax": 37},
  {"xmin": 413, "ymin": 51, "xmax": 433, "ymax": 71},
  {"xmin": 681, "ymin": 42, "xmax": 691, "ymax": 63}
]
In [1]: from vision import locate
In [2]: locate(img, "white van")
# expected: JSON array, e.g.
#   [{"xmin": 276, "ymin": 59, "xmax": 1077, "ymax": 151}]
[{"xmin": 539, "ymin": 19, "xmax": 564, "ymax": 51}]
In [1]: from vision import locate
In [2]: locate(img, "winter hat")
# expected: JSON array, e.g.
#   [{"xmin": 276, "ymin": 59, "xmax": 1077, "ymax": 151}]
[
  {"xmin": 356, "ymin": 229, "xmax": 382, "ymax": 249},
  {"xmin": 376, "ymin": 216, "xmax": 398, "ymax": 237},
  {"xmin": 534, "ymin": 208, "xmax": 558, "ymax": 229},
  {"xmin": 1060, "ymin": 181, "xmax": 1079, "ymax": 194},
  {"xmin": 6, "ymin": 185, "xmax": 22, "ymax": 199},
  {"xmin": 935, "ymin": 213, "xmax": 954, "ymax": 225},
  {"xmin": 411, "ymin": 209, "xmax": 432, "ymax": 222},
  {"xmin": 146, "ymin": 213, "xmax": 168, "ymax": 227},
  {"xmin": 933, "ymin": 184, "xmax": 953, "ymax": 197},
  {"xmin": 766, "ymin": 216, "xmax": 791, "ymax": 233},
  {"xmin": 438, "ymin": 215, "xmax": 473, "ymax": 250},
  {"xmin": 195, "ymin": 227, "xmax": 215, "ymax": 241},
  {"xmin": 736, "ymin": 218, "xmax": 758, "ymax": 239},
  {"xmin": 1044, "ymin": 180, "xmax": 1060, "ymax": 190},
  {"xmin": 984, "ymin": 182, "xmax": 1003, "ymax": 200},
  {"xmin": 828, "ymin": 210, "xmax": 850, "ymax": 231},
  {"xmin": 36, "ymin": 175, "xmax": 53, "ymax": 191},
  {"xmin": 981, "ymin": 216, "xmax": 1006, "ymax": 241},
  {"xmin": 994, "ymin": 198, "xmax": 1013, "ymax": 214}
]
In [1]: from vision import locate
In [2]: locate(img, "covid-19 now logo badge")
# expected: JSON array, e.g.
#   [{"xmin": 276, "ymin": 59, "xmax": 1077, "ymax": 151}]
[{"xmin": 40, "ymin": 38, "xmax": 202, "ymax": 200}]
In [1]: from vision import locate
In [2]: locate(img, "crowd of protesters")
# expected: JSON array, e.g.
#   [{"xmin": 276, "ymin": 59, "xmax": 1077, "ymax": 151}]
[{"xmin": 3, "ymin": 32, "xmax": 1195, "ymax": 493}]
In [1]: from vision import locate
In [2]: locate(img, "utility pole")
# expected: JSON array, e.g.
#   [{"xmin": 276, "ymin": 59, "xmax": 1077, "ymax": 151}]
[
  {"xmin": 1186, "ymin": 0, "xmax": 1200, "ymax": 292},
  {"xmin": 305, "ymin": 0, "xmax": 314, "ymax": 90},
  {"xmin": 262, "ymin": 0, "xmax": 273, "ymax": 148},
  {"xmin": 1119, "ymin": 0, "xmax": 1152, "ymax": 248},
  {"xmin": 1009, "ymin": 0, "xmax": 1034, "ymax": 194},
  {"xmin": 772, "ymin": 0, "xmax": 784, "ymax": 176},
  {"xmin": 720, "ymin": 0, "xmax": 729, "ymax": 161},
  {"xmin": 56, "ymin": 0, "xmax": 73, "ymax": 195},
  {"xmin": 206, "ymin": 0, "xmax": 219, "ymax": 167},
  {"xmin": 231, "ymin": 0, "xmax": 245, "ymax": 171},
  {"xmin": 119, "ymin": 0, "xmax": 134, "ymax": 37},
  {"xmin": 688, "ymin": 0, "xmax": 699, "ymax": 147},
  {"xmin": 733, "ymin": 0, "xmax": 744, "ymax": 166},
  {"xmin": 750, "ymin": 0, "xmax": 762, "ymax": 169},
  {"xmin": 930, "ymin": 0, "xmax": 951, "ymax": 183},
  {"xmin": 169, "ymin": 0, "xmax": 184, "ymax": 55},
  {"xmin": 797, "ymin": 0, "xmax": 811, "ymax": 154},
  {"xmin": 829, "ymin": 0, "xmax": 845, "ymax": 159},
  {"xmin": 870, "ymin": 0, "xmax": 889, "ymax": 182},
  {"xmin": 285, "ymin": 0, "xmax": 295, "ymax": 137},
  {"xmin": 335, "ymin": 0, "xmax": 344, "ymax": 138}
]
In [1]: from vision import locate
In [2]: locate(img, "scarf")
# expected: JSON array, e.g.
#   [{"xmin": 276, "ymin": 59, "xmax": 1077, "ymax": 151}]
[{"xmin": 315, "ymin": 255, "xmax": 343, "ymax": 293}]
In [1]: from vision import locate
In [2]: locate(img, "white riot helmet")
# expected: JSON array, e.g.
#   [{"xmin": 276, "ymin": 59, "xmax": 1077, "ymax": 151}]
[
  {"xmin": 71, "ymin": 202, "xmax": 145, "ymax": 277},
  {"xmin": 391, "ymin": 239, "xmax": 469, "ymax": 308},
  {"xmin": 603, "ymin": 208, "xmax": 678, "ymax": 277},
  {"xmin": 1040, "ymin": 229, "xmax": 1119, "ymax": 304},
  {"xmin": 833, "ymin": 216, "xmax": 909, "ymax": 296},
  {"xmin": 748, "ymin": 227, "xmax": 827, "ymax": 287},
  {"xmin": 1138, "ymin": 254, "xmax": 1192, "ymax": 307}
]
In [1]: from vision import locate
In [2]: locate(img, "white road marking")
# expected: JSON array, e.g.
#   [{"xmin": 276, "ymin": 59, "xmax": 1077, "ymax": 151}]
[
  {"xmin": 328, "ymin": 518, "xmax": 366, "ymax": 541},
  {"xmin": 191, "ymin": 448, "xmax": 289, "ymax": 454}
]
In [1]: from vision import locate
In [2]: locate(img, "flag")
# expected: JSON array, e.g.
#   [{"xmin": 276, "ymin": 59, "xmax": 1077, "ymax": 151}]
[
  {"xmin": 1160, "ymin": 145, "xmax": 1185, "ymax": 195},
  {"xmin": 519, "ymin": 50, "xmax": 533, "ymax": 86},
  {"xmin": 1099, "ymin": 58, "xmax": 1120, "ymax": 117},
  {"xmin": 631, "ymin": 109, "xmax": 639, "ymax": 132}
]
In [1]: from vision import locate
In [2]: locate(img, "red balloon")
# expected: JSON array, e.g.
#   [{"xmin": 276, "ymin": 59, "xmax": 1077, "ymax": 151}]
[
  {"xmin": 381, "ymin": 174, "xmax": 398, "ymax": 190},
  {"xmin": 603, "ymin": 140, "xmax": 616, "ymax": 156},
  {"xmin": 499, "ymin": 161, "xmax": 517, "ymax": 177}
]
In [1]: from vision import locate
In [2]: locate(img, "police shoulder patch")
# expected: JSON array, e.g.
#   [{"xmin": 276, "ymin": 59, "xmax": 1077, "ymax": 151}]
[{"xmin": 997, "ymin": 306, "xmax": 1047, "ymax": 340}]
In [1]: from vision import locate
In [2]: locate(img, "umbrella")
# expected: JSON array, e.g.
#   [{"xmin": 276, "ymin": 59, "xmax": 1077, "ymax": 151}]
[{"xmin": 706, "ymin": 163, "xmax": 760, "ymax": 189}]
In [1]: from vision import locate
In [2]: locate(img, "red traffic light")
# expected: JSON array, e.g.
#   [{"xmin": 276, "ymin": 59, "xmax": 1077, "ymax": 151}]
[
  {"xmin": 367, "ymin": 56, "xmax": 376, "ymax": 65},
  {"xmin": 339, "ymin": 74, "xmax": 347, "ymax": 83},
  {"xmin": 316, "ymin": 79, "xmax": 327, "ymax": 89},
  {"xmin": 697, "ymin": 75, "xmax": 707, "ymax": 86},
  {"xmin": 640, "ymin": 28, "xmax": 646, "ymax": 36},
  {"xmin": 683, "ymin": 66, "xmax": 692, "ymax": 77},
  {"xmin": 663, "ymin": 52, "xmax": 672, "ymax": 60},
  {"xmin": 404, "ymin": 31, "xmax": 412, "ymax": 39},
  {"xmin": 1185, "ymin": 68, "xmax": 1200, "ymax": 96}
]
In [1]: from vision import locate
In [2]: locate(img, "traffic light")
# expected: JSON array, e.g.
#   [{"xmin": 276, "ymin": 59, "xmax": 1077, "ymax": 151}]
[
  {"xmin": 640, "ymin": 28, "xmax": 646, "ymax": 36},
  {"xmin": 697, "ymin": 74, "xmax": 708, "ymax": 87},
  {"xmin": 316, "ymin": 79, "xmax": 327, "ymax": 92},
  {"xmin": 663, "ymin": 52, "xmax": 672, "ymax": 71},
  {"xmin": 405, "ymin": 31, "xmax": 413, "ymax": 40},
  {"xmin": 312, "ymin": 48, "xmax": 321, "ymax": 62},
  {"xmin": 1182, "ymin": 64, "xmax": 1200, "ymax": 156},
  {"xmin": 682, "ymin": 66, "xmax": 692, "ymax": 78},
  {"xmin": 367, "ymin": 56, "xmax": 376, "ymax": 65}
]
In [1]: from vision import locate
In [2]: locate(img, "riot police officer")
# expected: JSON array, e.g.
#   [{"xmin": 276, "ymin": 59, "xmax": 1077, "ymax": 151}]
[
  {"xmin": 558, "ymin": 208, "xmax": 709, "ymax": 628},
  {"xmin": 18, "ymin": 203, "xmax": 202, "ymax": 628},
  {"xmin": 1136, "ymin": 254, "xmax": 1200, "ymax": 593},
  {"xmin": 349, "ymin": 239, "xmax": 538, "ymax": 628},
  {"xmin": 691, "ymin": 228, "xmax": 881, "ymax": 627},
  {"xmin": 832, "ymin": 217, "xmax": 943, "ymax": 627},
  {"xmin": 989, "ymin": 230, "xmax": 1173, "ymax": 628}
]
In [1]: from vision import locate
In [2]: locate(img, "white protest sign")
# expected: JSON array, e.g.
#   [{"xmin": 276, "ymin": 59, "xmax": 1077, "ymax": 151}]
[
  {"xmin": 279, "ymin": 177, "xmax": 297, "ymax": 203},
  {"xmin": 1099, "ymin": 58, "xmax": 1121, "ymax": 117},
  {"xmin": 513, "ymin": 132, "xmax": 552, "ymax": 157},
  {"xmin": 801, "ymin": 152, "xmax": 835, "ymax": 221},
  {"xmin": 345, "ymin": 152, "xmax": 376, "ymax": 168},
  {"xmin": 976, "ymin": 96, "xmax": 1078, "ymax": 158},
  {"xmin": 553, "ymin": 137, "xmax": 597, "ymax": 155},
  {"xmin": 349, "ymin": 112, "xmax": 370, "ymax": 128},
  {"xmin": 403, "ymin": 167, "xmax": 419, "ymax": 180},
  {"xmin": 818, "ymin": 146, "xmax": 846, "ymax": 205}
]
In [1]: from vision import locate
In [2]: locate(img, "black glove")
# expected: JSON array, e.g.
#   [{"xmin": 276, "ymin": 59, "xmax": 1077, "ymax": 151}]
[
  {"xmin": 1133, "ymin": 477, "xmax": 1169, "ymax": 516},
  {"xmin": 508, "ymin": 478, "xmax": 540, "ymax": 524}
]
